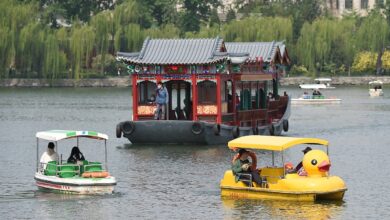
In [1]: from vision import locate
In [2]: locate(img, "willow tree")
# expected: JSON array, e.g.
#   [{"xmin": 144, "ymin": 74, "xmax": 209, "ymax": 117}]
[
  {"xmin": 43, "ymin": 34, "xmax": 67, "ymax": 80},
  {"xmin": 18, "ymin": 22, "xmax": 46, "ymax": 78},
  {"xmin": 91, "ymin": 12, "xmax": 114, "ymax": 75},
  {"xmin": 222, "ymin": 17, "xmax": 292, "ymax": 43},
  {"xmin": 113, "ymin": 0, "xmax": 146, "ymax": 30},
  {"xmin": 70, "ymin": 26, "xmax": 95, "ymax": 80},
  {"xmin": 144, "ymin": 24, "xmax": 180, "ymax": 39},
  {"xmin": 296, "ymin": 17, "xmax": 357, "ymax": 74},
  {"xmin": 0, "ymin": 0, "xmax": 38, "ymax": 78},
  {"xmin": 355, "ymin": 11, "xmax": 389, "ymax": 74}
]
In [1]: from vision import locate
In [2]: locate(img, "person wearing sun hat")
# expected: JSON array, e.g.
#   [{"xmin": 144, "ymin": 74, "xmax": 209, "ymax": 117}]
[{"xmin": 294, "ymin": 146, "xmax": 312, "ymax": 173}]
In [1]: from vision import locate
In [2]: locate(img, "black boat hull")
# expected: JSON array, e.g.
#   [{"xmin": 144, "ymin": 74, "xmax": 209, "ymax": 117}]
[{"xmin": 118, "ymin": 99, "xmax": 291, "ymax": 145}]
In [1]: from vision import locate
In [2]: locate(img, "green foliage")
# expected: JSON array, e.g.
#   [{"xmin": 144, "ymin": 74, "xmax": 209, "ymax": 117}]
[
  {"xmin": 289, "ymin": 65, "xmax": 310, "ymax": 76},
  {"xmin": 352, "ymin": 51, "xmax": 377, "ymax": 73},
  {"xmin": 225, "ymin": 9, "xmax": 236, "ymax": 23},
  {"xmin": 179, "ymin": 0, "xmax": 221, "ymax": 32},
  {"xmin": 91, "ymin": 54, "xmax": 117, "ymax": 76},
  {"xmin": 1, "ymin": 0, "xmax": 390, "ymax": 79}
]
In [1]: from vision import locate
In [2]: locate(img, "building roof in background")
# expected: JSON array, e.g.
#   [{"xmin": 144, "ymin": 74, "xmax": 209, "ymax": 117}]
[
  {"xmin": 225, "ymin": 41, "xmax": 285, "ymax": 63},
  {"xmin": 117, "ymin": 37, "xmax": 228, "ymax": 65}
]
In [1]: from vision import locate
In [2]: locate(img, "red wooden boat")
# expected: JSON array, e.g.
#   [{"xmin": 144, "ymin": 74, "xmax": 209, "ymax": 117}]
[{"xmin": 116, "ymin": 37, "xmax": 291, "ymax": 144}]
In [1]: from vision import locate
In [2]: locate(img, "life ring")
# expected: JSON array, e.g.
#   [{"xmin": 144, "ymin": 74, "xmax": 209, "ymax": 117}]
[
  {"xmin": 122, "ymin": 121, "xmax": 135, "ymax": 135},
  {"xmin": 82, "ymin": 171, "xmax": 110, "ymax": 178},
  {"xmin": 252, "ymin": 127, "xmax": 259, "ymax": 135},
  {"xmin": 213, "ymin": 124, "xmax": 221, "ymax": 136},
  {"xmin": 269, "ymin": 124, "xmax": 275, "ymax": 136},
  {"xmin": 191, "ymin": 122, "xmax": 204, "ymax": 135},
  {"xmin": 283, "ymin": 120, "xmax": 289, "ymax": 132},
  {"xmin": 232, "ymin": 126, "xmax": 240, "ymax": 138},
  {"xmin": 116, "ymin": 123, "xmax": 122, "ymax": 138}
]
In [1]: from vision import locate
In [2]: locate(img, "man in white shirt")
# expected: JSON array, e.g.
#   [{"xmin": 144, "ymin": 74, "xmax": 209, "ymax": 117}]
[{"xmin": 40, "ymin": 142, "xmax": 59, "ymax": 171}]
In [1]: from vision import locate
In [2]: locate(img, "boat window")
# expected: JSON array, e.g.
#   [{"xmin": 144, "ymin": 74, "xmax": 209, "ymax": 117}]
[
  {"xmin": 198, "ymin": 80, "xmax": 216, "ymax": 104},
  {"xmin": 138, "ymin": 81, "xmax": 156, "ymax": 104}
]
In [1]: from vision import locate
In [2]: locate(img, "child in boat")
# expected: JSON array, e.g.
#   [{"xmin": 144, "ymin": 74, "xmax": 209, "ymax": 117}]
[{"xmin": 231, "ymin": 149, "xmax": 262, "ymax": 186}]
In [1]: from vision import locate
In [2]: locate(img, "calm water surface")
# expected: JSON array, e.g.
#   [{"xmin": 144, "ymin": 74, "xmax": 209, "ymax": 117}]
[{"xmin": 0, "ymin": 86, "xmax": 389, "ymax": 219}]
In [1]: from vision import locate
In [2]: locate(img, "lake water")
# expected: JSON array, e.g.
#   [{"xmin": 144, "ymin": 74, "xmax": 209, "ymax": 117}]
[{"xmin": 0, "ymin": 86, "xmax": 389, "ymax": 219}]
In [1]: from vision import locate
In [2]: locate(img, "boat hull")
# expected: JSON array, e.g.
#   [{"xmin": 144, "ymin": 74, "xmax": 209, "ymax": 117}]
[
  {"xmin": 119, "ymin": 98, "xmax": 291, "ymax": 145},
  {"xmin": 35, "ymin": 173, "xmax": 116, "ymax": 195},
  {"xmin": 220, "ymin": 172, "xmax": 347, "ymax": 201},
  {"xmin": 369, "ymin": 89, "xmax": 384, "ymax": 97},
  {"xmin": 220, "ymin": 187, "xmax": 346, "ymax": 201}
]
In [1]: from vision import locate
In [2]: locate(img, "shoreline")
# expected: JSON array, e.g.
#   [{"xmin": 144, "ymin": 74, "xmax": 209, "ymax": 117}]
[{"xmin": 1, "ymin": 76, "xmax": 390, "ymax": 87}]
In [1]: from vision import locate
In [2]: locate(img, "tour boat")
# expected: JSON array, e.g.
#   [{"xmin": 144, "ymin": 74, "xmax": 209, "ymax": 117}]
[
  {"xmin": 34, "ymin": 130, "xmax": 116, "ymax": 194},
  {"xmin": 291, "ymin": 84, "xmax": 341, "ymax": 104},
  {"xmin": 220, "ymin": 136, "xmax": 347, "ymax": 201},
  {"xmin": 369, "ymin": 80, "xmax": 384, "ymax": 97},
  {"xmin": 115, "ymin": 38, "xmax": 291, "ymax": 144}
]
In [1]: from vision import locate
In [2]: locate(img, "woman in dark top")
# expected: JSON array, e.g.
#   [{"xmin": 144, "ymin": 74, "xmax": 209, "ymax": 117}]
[{"xmin": 67, "ymin": 146, "xmax": 85, "ymax": 163}]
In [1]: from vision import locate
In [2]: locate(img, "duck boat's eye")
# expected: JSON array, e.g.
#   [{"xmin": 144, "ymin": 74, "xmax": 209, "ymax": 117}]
[{"xmin": 311, "ymin": 159, "xmax": 317, "ymax": 165}]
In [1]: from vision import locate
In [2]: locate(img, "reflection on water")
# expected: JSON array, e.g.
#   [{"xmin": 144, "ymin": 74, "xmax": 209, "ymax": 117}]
[
  {"xmin": 222, "ymin": 198, "xmax": 345, "ymax": 219},
  {"xmin": 0, "ymin": 87, "xmax": 389, "ymax": 219}
]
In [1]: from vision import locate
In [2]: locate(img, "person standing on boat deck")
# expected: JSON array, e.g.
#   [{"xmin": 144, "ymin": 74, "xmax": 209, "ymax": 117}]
[
  {"xmin": 40, "ymin": 142, "xmax": 59, "ymax": 170},
  {"xmin": 67, "ymin": 146, "xmax": 85, "ymax": 164},
  {"xmin": 232, "ymin": 149, "xmax": 262, "ymax": 186},
  {"xmin": 154, "ymin": 81, "xmax": 169, "ymax": 120},
  {"xmin": 294, "ymin": 147, "xmax": 312, "ymax": 174}
]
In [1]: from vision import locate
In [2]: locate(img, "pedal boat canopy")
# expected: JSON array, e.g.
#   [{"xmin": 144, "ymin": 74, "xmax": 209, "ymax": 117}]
[
  {"xmin": 36, "ymin": 130, "xmax": 108, "ymax": 141},
  {"xmin": 228, "ymin": 135, "xmax": 328, "ymax": 151}
]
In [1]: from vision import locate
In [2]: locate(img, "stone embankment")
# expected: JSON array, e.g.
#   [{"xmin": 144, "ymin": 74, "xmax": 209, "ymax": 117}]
[
  {"xmin": 0, "ymin": 77, "xmax": 131, "ymax": 87},
  {"xmin": 1, "ymin": 76, "xmax": 390, "ymax": 87}
]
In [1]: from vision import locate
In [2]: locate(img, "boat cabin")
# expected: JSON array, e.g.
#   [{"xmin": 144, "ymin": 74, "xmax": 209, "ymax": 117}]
[{"xmin": 116, "ymin": 37, "xmax": 290, "ymax": 128}]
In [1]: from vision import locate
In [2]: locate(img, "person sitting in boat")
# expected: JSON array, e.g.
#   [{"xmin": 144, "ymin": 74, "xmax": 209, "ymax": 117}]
[
  {"xmin": 313, "ymin": 90, "xmax": 322, "ymax": 96},
  {"xmin": 232, "ymin": 149, "xmax": 262, "ymax": 186},
  {"xmin": 294, "ymin": 146, "xmax": 312, "ymax": 175},
  {"xmin": 40, "ymin": 142, "xmax": 59, "ymax": 170},
  {"xmin": 67, "ymin": 146, "xmax": 85, "ymax": 164},
  {"xmin": 154, "ymin": 81, "xmax": 169, "ymax": 120}
]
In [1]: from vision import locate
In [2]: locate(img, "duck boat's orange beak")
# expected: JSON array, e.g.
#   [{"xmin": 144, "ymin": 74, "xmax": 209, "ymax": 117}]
[{"xmin": 318, "ymin": 160, "xmax": 331, "ymax": 172}]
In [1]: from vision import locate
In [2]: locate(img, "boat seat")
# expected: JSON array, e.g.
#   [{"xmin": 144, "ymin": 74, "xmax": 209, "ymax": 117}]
[
  {"xmin": 85, "ymin": 162, "xmax": 103, "ymax": 172},
  {"xmin": 44, "ymin": 161, "xmax": 57, "ymax": 176},
  {"xmin": 58, "ymin": 163, "xmax": 78, "ymax": 178},
  {"xmin": 260, "ymin": 167, "xmax": 284, "ymax": 184}
]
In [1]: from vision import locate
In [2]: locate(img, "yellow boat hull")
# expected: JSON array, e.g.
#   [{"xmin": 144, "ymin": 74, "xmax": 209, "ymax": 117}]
[{"xmin": 220, "ymin": 170, "xmax": 347, "ymax": 201}]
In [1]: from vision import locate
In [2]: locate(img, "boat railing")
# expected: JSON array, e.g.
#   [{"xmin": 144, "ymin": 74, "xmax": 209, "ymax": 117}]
[
  {"xmin": 237, "ymin": 173, "xmax": 253, "ymax": 187},
  {"xmin": 40, "ymin": 161, "xmax": 106, "ymax": 177}
]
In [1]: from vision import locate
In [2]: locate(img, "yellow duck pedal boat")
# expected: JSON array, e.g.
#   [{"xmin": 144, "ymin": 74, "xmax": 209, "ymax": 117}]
[{"xmin": 220, "ymin": 136, "xmax": 347, "ymax": 201}]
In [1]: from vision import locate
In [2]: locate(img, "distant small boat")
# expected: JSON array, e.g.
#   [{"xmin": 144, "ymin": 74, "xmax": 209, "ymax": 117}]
[
  {"xmin": 292, "ymin": 85, "xmax": 341, "ymax": 104},
  {"xmin": 299, "ymin": 78, "xmax": 336, "ymax": 90},
  {"xmin": 369, "ymin": 80, "xmax": 384, "ymax": 97},
  {"xmin": 315, "ymin": 78, "xmax": 335, "ymax": 89}
]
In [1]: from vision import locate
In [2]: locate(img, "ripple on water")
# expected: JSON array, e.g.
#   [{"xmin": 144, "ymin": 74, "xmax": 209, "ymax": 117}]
[{"xmin": 0, "ymin": 87, "xmax": 390, "ymax": 219}]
